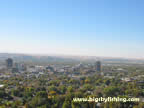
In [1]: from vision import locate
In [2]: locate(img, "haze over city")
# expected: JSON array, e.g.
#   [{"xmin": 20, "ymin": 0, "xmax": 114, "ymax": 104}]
[{"xmin": 0, "ymin": 0, "xmax": 144, "ymax": 58}]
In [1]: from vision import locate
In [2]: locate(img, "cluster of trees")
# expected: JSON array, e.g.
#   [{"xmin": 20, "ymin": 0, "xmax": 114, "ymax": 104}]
[{"xmin": 1, "ymin": 64, "xmax": 144, "ymax": 108}]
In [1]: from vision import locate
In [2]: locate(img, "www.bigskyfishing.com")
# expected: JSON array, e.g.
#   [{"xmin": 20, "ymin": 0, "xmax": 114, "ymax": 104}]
[{"xmin": 73, "ymin": 97, "xmax": 140, "ymax": 103}]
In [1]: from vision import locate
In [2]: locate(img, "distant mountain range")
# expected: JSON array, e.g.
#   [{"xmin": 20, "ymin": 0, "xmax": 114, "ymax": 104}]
[{"xmin": 0, "ymin": 53, "xmax": 144, "ymax": 64}]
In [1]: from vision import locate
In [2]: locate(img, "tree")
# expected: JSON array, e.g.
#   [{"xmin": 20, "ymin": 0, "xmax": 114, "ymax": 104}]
[
  {"xmin": 0, "ymin": 90, "xmax": 7, "ymax": 98},
  {"xmin": 62, "ymin": 101, "xmax": 71, "ymax": 108},
  {"xmin": 71, "ymin": 101, "xmax": 81, "ymax": 108},
  {"xmin": 30, "ymin": 91, "xmax": 50, "ymax": 108},
  {"xmin": 103, "ymin": 86, "xmax": 120, "ymax": 97},
  {"xmin": 67, "ymin": 86, "xmax": 74, "ymax": 93}
]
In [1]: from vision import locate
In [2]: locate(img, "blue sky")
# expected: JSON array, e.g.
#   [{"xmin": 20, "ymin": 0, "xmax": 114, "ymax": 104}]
[{"xmin": 0, "ymin": 0, "xmax": 144, "ymax": 58}]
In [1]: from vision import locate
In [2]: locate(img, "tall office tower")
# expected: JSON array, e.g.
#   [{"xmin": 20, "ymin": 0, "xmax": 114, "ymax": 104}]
[
  {"xmin": 21, "ymin": 64, "xmax": 27, "ymax": 71},
  {"xmin": 96, "ymin": 61, "xmax": 101, "ymax": 72},
  {"xmin": 6, "ymin": 58, "xmax": 13, "ymax": 68}
]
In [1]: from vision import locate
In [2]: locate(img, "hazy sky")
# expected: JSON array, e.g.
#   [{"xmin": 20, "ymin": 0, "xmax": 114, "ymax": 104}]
[{"xmin": 0, "ymin": 0, "xmax": 144, "ymax": 58}]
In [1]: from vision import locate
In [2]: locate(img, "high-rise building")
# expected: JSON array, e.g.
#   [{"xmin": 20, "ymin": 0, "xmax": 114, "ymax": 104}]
[
  {"xmin": 6, "ymin": 58, "xmax": 13, "ymax": 68},
  {"xmin": 21, "ymin": 64, "xmax": 27, "ymax": 71},
  {"xmin": 95, "ymin": 61, "xmax": 101, "ymax": 72},
  {"xmin": 14, "ymin": 63, "xmax": 27, "ymax": 72}
]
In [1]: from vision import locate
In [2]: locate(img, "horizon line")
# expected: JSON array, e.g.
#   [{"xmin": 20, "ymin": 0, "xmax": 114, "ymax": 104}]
[{"xmin": 0, "ymin": 52, "xmax": 144, "ymax": 60}]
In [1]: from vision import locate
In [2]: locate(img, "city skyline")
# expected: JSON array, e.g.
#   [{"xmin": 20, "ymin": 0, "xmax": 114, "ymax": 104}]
[{"xmin": 0, "ymin": 0, "xmax": 144, "ymax": 58}]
